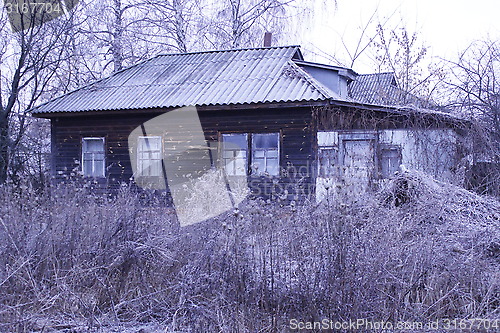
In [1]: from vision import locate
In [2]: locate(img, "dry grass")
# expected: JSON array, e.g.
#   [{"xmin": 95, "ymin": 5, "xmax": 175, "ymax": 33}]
[{"xmin": 0, "ymin": 171, "xmax": 498, "ymax": 332}]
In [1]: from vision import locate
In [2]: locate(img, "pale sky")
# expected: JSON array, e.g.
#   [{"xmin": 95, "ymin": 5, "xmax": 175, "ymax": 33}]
[{"xmin": 291, "ymin": 0, "xmax": 500, "ymax": 73}]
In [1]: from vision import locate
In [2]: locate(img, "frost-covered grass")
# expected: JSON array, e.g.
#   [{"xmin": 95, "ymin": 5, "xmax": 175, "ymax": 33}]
[{"xmin": 0, "ymin": 172, "xmax": 499, "ymax": 332}]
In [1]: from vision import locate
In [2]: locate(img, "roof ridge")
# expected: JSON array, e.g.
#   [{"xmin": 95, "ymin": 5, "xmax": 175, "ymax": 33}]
[
  {"xmin": 155, "ymin": 45, "xmax": 301, "ymax": 58},
  {"xmin": 357, "ymin": 72, "xmax": 395, "ymax": 76}
]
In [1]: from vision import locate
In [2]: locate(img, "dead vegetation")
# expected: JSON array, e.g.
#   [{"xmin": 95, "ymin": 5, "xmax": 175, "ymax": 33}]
[{"xmin": 0, "ymin": 171, "xmax": 498, "ymax": 332}]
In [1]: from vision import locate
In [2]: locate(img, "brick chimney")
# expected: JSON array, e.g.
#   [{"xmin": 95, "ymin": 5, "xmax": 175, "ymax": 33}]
[{"xmin": 263, "ymin": 32, "xmax": 272, "ymax": 47}]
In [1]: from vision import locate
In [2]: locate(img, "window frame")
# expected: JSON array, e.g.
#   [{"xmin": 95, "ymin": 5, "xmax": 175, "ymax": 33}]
[
  {"xmin": 221, "ymin": 133, "xmax": 249, "ymax": 176},
  {"xmin": 137, "ymin": 136, "xmax": 163, "ymax": 177},
  {"xmin": 379, "ymin": 144, "xmax": 402, "ymax": 179},
  {"xmin": 219, "ymin": 132, "xmax": 281, "ymax": 177},
  {"xmin": 317, "ymin": 131, "xmax": 340, "ymax": 178},
  {"xmin": 318, "ymin": 145, "xmax": 339, "ymax": 178},
  {"xmin": 251, "ymin": 133, "xmax": 280, "ymax": 176},
  {"xmin": 81, "ymin": 137, "xmax": 106, "ymax": 178}
]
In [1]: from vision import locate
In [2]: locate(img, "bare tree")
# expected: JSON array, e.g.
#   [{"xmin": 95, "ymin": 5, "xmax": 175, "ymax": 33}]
[
  {"xmin": 143, "ymin": 0, "xmax": 200, "ymax": 53},
  {"xmin": 78, "ymin": 0, "xmax": 148, "ymax": 72},
  {"xmin": 313, "ymin": 11, "xmax": 445, "ymax": 106},
  {"xmin": 0, "ymin": 6, "xmax": 76, "ymax": 184},
  {"xmin": 201, "ymin": 0, "xmax": 293, "ymax": 49},
  {"xmin": 445, "ymin": 40, "xmax": 500, "ymax": 195},
  {"xmin": 79, "ymin": 0, "xmax": 200, "ymax": 72},
  {"xmin": 448, "ymin": 40, "xmax": 500, "ymax": 144},
  {"xmin": 337, "ymin": 6, "xmax": 391, "ymax": 68},
  {"xmin": 372, "ymin": 24, "xmax": 429, "ymax": 100}
]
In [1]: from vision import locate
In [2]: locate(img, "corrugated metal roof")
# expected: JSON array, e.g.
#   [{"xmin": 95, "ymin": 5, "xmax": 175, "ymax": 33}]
[
  {"xmin": 349, "ymin": 72, "xmax": 426, "ymax": 107},
  {"xmin": 33, "ymin": 46, "xmax": 341, "ymax": 115}
]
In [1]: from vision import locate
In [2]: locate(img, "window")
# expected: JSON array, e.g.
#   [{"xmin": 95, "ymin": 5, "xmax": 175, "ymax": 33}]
[
  {"xmin": 251, "ymin": 133, "xmax": 279, "ymax": 176},
  {"xmin": 380, "ymin": 145, "xmax": 401, "ymax": 178},
  {"xmin": 222, "ymin": 134, "xmax": 248, "ymax": 176},
  {"xmin": 137, "ymin": 136, "xmax": 162, "ymax": 177},
  {"xmin": 318, "ymin": 147, "xmax": 338, "ymax": 177},
  {"xmin": 82, "ymin": 137, "xmax": 105, "ymax": 177},
  {"xmin": 221, "ymin": 132, "xmax": 280, "ymax": 176},
  {"xmin": 317, "ymin": 131, "xmax": 338, "ymax": 178}
]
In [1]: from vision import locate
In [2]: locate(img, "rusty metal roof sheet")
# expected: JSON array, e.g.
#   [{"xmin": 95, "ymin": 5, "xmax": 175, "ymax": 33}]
[{"xmin": 33, "ymin": 46, "xmax": 342, "ymax": 115}]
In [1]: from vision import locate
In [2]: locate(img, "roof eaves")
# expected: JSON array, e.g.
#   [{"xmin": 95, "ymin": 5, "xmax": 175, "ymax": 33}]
[{"xmin": 328, "ymin": 99, "xmax": 469, "ymax": 124}]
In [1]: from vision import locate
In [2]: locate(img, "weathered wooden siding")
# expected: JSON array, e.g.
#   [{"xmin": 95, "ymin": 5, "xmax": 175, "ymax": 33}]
[{"xmin": 50, "ymin": 107, "xmax": 316, "ymax": 200}]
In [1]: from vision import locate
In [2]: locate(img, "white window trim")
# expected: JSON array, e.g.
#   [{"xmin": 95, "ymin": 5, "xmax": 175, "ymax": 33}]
[
  {"xmin": 137, "ymin": 136, "xmax": 163, "ymax": 177},
  {"xmin": 82, "ymin": 137, "xmax": 105, "ymax": 178}
]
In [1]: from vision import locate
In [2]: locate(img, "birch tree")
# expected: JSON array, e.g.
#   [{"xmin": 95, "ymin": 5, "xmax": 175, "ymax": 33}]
[
  {"xmin": 143, "ymin": 0, "xmax": 200, "ymax": 53},
  {"xmin": 200, "ymin": 0, "xmax": 293, "ymax": 49},
  {"xmin": 79, "ymin": 0, "xmax": 150, "ymax": 72},
  {"xmin": 80, "ymin": 0, "xmax": 199, "ymax": 72}
]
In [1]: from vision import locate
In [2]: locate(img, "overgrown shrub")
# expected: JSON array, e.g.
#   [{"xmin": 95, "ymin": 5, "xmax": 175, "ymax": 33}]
[{"xmin": 0, "ymin": 171, "xmax": 498, "ymax": 332}]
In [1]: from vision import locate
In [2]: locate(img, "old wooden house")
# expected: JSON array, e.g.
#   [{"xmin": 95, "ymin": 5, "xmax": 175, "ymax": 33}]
[{"xmin": 32, "ymin": 45, "xmax": 468, "ymax": 203}]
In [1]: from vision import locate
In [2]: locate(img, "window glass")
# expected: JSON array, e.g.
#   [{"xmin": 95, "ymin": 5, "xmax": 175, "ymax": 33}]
[
  {"xmin": 380, "ymin": 147, "xmax": 401, "ymax": 178},
  {"xmin": 138, "ymin": 136, "xmax": 162, "ymax": 177},
  {"xmin": 254, "ymin": 150, "xmax": 265, "ymax": 158},
  {"xmin": 318, "ymin": 147, "xmax": 338, "ymax": 178},
  {"xmin": 266, "ymin": 158, "xmax": 279, "ymax": 176},
  {"xmin": 221, "ymin": 133, "xmax": 280, "ymax": 176},
  {"xmin": 82, "ymin": 138, "xmax": 105, "ymax": 177},
  {"xmin": 222, "ymin": 134, "xmax": 248, "ymax": 176},
  {"xmin": 251, "ymin": 133, "xmax": 279, "ymax": 176},
  {"xmin": 253, "ymin": 133, "xmax": 279, "ymax": 149},
  {"xmin": 223, "ymin": 133, "xmax": 248, "ymax": 147}
]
